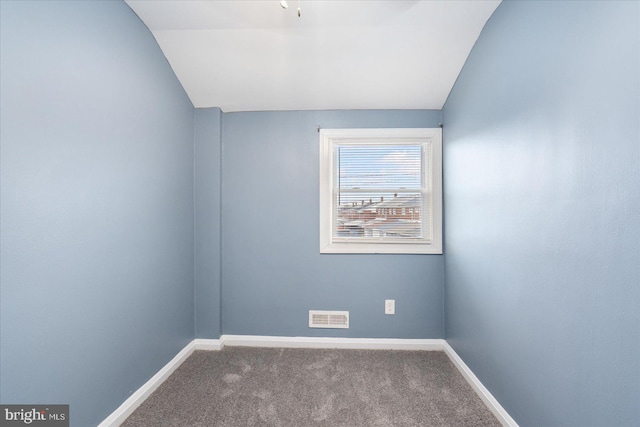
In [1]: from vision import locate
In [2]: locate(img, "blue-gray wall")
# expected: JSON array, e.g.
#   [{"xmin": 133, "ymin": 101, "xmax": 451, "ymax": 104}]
[
  {"xmin": 443, "ymin": 1, "xmax": 640, "ymax": 426},
  {"xmin": 0, "ymin": 1, "xmax": 196, "ymax": 426},
  {"xmin": 221, "ymin": 110, "xmax": 444, "ymax": 338},
  {"xmin": 195, "ymin": 108, "xmax": 222, "ymax": 338}
]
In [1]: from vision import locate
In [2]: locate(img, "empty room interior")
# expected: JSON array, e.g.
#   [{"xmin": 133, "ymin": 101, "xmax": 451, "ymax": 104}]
[{"xmin": 1, "ymin": 0, "xmax": 638, "ymax": 426}]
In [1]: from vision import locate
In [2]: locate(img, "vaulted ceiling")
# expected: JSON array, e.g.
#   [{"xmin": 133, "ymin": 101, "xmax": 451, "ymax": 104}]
[{"xmin": 126, "ymin": 0, "xmax": 501, "ymax": 112}]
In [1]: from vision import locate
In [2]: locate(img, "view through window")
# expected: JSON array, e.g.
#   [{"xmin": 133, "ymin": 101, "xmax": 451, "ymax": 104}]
[{"xmin": 334, "ymin": 144, "xmax": 426, "ymax": 240}]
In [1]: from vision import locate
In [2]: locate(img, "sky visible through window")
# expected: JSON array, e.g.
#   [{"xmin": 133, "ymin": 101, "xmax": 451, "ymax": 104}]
[{"xmin": 336, "ymin": 144, "xmax": 422, "ymax": 198}]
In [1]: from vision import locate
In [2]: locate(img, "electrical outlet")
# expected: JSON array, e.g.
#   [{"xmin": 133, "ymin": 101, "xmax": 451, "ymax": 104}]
[{"xmin": 385, "ymin": 299, "xmax": 395, "ymax": 315}]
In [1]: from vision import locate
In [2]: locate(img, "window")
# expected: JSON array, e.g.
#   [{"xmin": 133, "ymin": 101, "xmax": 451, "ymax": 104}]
[{"xmin": 319, "ymin": 128, "xmax": 442, "ymax": 254}]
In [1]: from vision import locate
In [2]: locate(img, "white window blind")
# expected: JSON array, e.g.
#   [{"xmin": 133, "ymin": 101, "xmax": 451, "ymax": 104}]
[{"xmin": 333, "ymin": 143, "xmax": 429, "ymax": 242}]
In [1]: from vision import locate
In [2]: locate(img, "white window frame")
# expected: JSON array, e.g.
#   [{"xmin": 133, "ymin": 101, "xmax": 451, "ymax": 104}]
[{"xmin": 319, "ymin": 128, "xmax": 442, "ymax": 254}]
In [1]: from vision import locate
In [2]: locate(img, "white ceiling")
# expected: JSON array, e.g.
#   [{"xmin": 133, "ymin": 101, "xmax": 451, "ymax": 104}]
[{"xmin": 125, "ymin": 0, "xmax": 500, "ymax": 112}]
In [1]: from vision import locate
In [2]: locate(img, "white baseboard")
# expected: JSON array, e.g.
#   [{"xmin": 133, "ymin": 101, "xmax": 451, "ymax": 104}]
[
  {"xmin": 99, "ymin": 335, "xmax": 517, "ymax": 427},
  {"xmin": 220, "ymin": 334, "xmax": 445, "ymax": 350},
  {"xmin": 97, "ymin": 341, "xmax": 196, "ymax": 427},
  {"xmin": 442, "ymin": 342, "xmax": 518, "ymax": 427},
  {"xmin": 193, "ymin": 338, "xmax": 223, "ymax": 350}
]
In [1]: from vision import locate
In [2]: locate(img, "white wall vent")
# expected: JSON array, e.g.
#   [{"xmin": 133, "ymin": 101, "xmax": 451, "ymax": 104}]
[{"xmin": 309, "ymin": 310, "xmax": 349, "ymax": 329}]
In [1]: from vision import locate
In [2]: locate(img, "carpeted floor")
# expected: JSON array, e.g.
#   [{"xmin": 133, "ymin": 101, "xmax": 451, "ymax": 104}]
[{"xmin": 122, "ymin": 347, "xmax": 501, "ymax": 426}]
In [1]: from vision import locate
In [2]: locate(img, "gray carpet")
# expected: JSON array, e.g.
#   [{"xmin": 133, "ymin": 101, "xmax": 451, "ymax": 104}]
[{"xmin": 122, "ymin": 347, "xmax": 501, "ymax": 427}]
